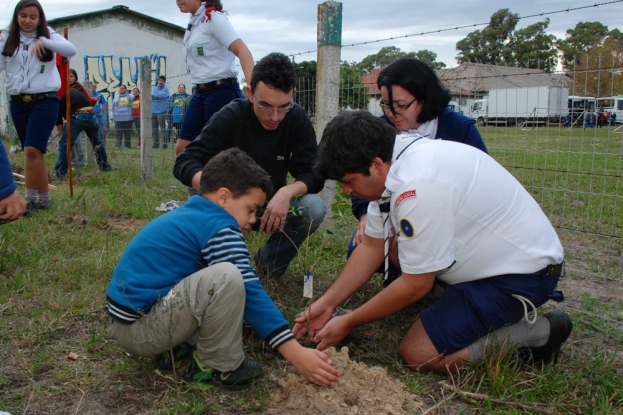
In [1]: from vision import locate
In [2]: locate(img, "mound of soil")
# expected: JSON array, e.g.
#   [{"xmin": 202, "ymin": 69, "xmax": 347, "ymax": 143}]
[{"xmin": 268, "ymin": 347, "xmax": 422, "ymax": 415}]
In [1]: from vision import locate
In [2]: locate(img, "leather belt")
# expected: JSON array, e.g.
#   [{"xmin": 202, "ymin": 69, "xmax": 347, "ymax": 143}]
[
  {"xmin": 196, "ymin": 77, "xmax": 238, "ymax": 89},
  {"xmin": 533, "ymin": 262, "xmax": 564, "ymax": 276},
  {"xmin": 10, "ymin": 92, "xmax": 57, "ymax": 102}
]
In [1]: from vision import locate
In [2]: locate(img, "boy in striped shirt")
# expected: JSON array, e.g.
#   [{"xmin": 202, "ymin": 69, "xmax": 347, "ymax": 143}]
[{"xmin": 106, "ymin": 148, "xmax": 339, "ymax": 389}]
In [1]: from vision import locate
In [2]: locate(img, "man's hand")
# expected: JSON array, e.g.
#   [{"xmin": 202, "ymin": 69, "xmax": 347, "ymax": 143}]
[
  {"xmin": 278, "ymin": 341, "xmax": 340, "ymax": 386},
  {"xmin": 352, "ymin": 214, "xmax": 368, "ymax": 248},
  {"xmin": 292, "ymin": 300, "xmax": 335, "ymax": 340},
  {"xmin": 259, "ymin": 187, "xmax": 292, "ymax": 234},
  {"xmin": 313, "ymin": 314, "xmax": 353, "ymax": 351},
  {"xmin": 0, "ymin": 190, "xmax": 26, "ymax": 221}
]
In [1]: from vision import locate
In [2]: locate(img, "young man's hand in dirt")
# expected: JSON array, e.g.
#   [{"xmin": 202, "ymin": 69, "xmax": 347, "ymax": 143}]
[
  {"xmin": 278, "ymin": 340, "xmax": 341, "ymax": 386},
  {"xmin": 313, "ymin": 314, "xmax": 353, "ymax": 351},
  {"xmin": 292, "ymin": 300, "xmax": 335, "ymax": 339}
]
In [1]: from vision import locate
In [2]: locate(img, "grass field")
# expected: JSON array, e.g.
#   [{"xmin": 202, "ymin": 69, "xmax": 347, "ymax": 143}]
[{"xmin": 1, "ymin": 126, "xmax": 622, "ymax": 414}]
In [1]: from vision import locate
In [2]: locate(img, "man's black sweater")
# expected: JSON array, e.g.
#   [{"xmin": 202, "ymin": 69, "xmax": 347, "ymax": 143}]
[{"xmin": 174, "ymin": 99, "xmax": 324, "ymax": 196}]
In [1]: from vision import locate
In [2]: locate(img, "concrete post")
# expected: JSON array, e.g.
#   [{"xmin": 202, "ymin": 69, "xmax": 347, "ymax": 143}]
[
  {"xmin": 139, "ymin": 59, "xmax": 153, "ymax": 180},
  {"xmin": 315, "ymin": 2, "xmax": 342, "ymax": 224},
  {"xmin": 315, "ymin": 1, "xmax": 342, "ymax": 143}
]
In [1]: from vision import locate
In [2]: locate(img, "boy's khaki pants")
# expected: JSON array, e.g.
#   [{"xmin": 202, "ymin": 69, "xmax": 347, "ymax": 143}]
[{"xmin": 109, "ymin": 262, "xmax": 245, "ymax": 372}]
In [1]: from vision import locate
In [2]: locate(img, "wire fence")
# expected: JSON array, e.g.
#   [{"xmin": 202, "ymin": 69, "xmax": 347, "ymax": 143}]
[{"xmin": 3, "ymin": 50, "xmax": 623, "ymax": 336}]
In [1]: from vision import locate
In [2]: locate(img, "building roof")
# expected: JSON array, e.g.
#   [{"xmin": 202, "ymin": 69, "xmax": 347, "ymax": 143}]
[
  {"xmin": 362, "ymin": 69, "xmax": 381, "ymax": 95},
  {"xmin": 438, "ymin": 63, "xmax": 570, "ymax": 95},
  {"xmin": 48, "ymin": 5, "xmax": 185, "ymax": 39}
]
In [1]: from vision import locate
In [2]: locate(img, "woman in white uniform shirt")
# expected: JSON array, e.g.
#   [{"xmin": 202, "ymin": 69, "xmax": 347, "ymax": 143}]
[
  {"xmin": 175, "ymin": 0, "xmax": 254, "ymax": 156},
  {"xmin": 0, "ymin": 0, "xmax": 76, "ymax": 214}
]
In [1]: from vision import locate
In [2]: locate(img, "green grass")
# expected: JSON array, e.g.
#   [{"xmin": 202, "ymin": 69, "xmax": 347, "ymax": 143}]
[{"xmin": 1, "ymin": 128, "xmax": 622, "ymax": 414}]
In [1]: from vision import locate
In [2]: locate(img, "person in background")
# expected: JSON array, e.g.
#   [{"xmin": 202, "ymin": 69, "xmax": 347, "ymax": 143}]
[
  {"xmin": 112, "ymin": 84, "xmax": 134, "ymax": 149},
  {"xmin": 54, "ymin": 87, "xmax": 112, "ymax": 176},
  {"xmin": 167, "ymin": 84, "xmax": 190, "ymax": 143},
  {"xmin": 151, "ymin": 75, "xmax": 169, "ymax": 149},
  {"xmin": 348, "ymin": 58, "xmax": 488, "ymax": 286},
  {"xmin": 132, "ymin": 87, "xmax": 141, "ymax": 148},
  {"xmin": 68, "ymin": 68, "xmax": 91, "ymax": 169},
  {"xmin": 91, "ymin": 80, "xmax": 107, "ymax": 143},
  {"xmin": 174, "ymin": 0, "xmax": 254, "ymax": 157},
  {"xmin": 0, "ymin": 0, "xmax": 76, "ymax": 215}
]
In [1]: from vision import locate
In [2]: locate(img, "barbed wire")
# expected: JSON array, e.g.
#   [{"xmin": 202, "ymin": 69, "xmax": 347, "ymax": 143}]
[{"xmin": 290, "ymin": 0, "xmax": 623, "ymax": 58}]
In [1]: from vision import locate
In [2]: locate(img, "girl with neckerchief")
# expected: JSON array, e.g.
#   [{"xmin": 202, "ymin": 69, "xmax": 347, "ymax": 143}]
[
  {"xmin": 0, "ymin": 0, "xmax": 76, "ymax": 215},
  {"xmin": 174, "ymin": 0, "xmax": 254, "ymax": 159}
]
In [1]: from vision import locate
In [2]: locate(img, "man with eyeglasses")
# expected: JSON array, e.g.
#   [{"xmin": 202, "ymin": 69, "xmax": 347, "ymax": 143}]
[{"xmin": 174, "ymin": 52, "xmax": 325, "ymax": 281}]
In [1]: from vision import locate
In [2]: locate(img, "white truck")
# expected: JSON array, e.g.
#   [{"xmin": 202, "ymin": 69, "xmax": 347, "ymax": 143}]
[{"xmin": 470, "ymin": 86, "xmax": 569, "ymax": 126}]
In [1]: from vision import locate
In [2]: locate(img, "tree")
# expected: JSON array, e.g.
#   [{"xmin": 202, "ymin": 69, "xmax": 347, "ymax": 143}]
[
  {"xmin": 414, "ymin": 50, "xmax": 446, "ymax": 70},
  {"xmin": 355, "ymin": 46, "xmax": 445, "ymax": 74},
  {"xmin": 294, "ymin": 60, "xmax": 316, "ymax": 115},
  {"xmin": 570, "ymin": 29, "xmax": 623, "ymax": 97},
  {"xmin": 339, "ymin": 62, "xmax": 368, "ymax": 110},
  {"xmin": 456, "ymin": 9, "xmax": 519, "ymax": 65},
  {"xmin": 510, "ymin": 19, "xmax": 558, "ymax": 72},
  {"xmin": 557, "ymin": 22, "xmax": 610, "ymax": 71}
]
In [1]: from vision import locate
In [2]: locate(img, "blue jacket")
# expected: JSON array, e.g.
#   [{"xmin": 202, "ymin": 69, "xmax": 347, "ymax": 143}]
[
  {"xmin": 0, "ymin": 142, "xmax": 16, "ymax": 201},
  {"xmin": 151, "ymin": 85, "xmax": 170, "ymax": 114},
  {"xmin": 351, "ymin": 108, "xmax": 488, "ymax": 219},
  {"xmin": 106, "ymin": 196, "xmax": 294, "ymax": 349}
]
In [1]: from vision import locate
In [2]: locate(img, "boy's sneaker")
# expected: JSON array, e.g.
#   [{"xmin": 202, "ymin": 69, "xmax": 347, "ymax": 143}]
[
  {"xmin": 184, "ymin": 352, "xmax": 264, "ymax": 390},
  {"xmin": 155, "ymin": 343, "xmax": 193, "ymax": 370},
  {"xmin": 520, "ymin": 311, "xmax": 573, "ymax": 364}
]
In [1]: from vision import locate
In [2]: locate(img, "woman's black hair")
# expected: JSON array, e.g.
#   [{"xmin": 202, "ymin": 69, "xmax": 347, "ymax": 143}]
[
  {"xmin": 377, "ymin": 58, "xmax": 451, "ymax": 124},
  {"xmin": 2, "ymin": 0, "xmax": 53, "ymax": 62}
]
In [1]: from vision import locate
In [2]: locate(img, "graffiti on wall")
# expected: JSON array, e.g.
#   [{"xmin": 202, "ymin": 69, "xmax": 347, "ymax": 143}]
[{"xmin": 84, "ymin": 54, "xmax": 166, "ymax": 112}]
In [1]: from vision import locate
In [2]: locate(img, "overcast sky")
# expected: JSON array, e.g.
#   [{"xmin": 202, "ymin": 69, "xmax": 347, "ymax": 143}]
[{"xmin": 1, "ymin": 0, "xmax": 621, "ymax": 69}]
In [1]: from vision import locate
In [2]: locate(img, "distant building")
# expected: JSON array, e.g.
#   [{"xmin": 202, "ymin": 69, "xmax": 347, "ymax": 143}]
[
  {"xmin": 361, "ymin": 63, "xmax": 570, "ymax": 116},
  {"xmin": 48, "ymin": 5, "xmax": 191, "ymax": 116},
  {"xmin": 438, "ymin": 63, "xmax": 570, "ymax": 111}
]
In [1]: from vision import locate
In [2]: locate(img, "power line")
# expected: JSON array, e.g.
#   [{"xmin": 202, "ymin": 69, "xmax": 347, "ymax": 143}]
[{"xmin": 290, "ymin": 0, "xmax": 623, "ymax": 58}]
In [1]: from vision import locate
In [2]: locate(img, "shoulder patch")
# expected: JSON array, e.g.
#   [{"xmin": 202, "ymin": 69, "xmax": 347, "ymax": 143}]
[
  {"xmin": 400, "ymin": 218, "xmax": 415, "ymax": 239},
  {"xmin": 395, "ymin": 190, "xmax": 416, "ymax": 209}
]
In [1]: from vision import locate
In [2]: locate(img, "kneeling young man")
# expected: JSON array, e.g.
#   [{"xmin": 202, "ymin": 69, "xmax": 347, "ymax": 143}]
[
  {"xmin": 293, "ymin": 111, "xmax": 572, "ymax": 373},
  {"xmin": 107, "ymin": 148, "xmax": 339, "ymax": 389}
]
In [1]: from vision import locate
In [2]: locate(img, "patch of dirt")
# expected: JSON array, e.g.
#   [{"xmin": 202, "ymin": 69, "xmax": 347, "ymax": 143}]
[
  {"xmin": 109, "ymin": 218, "xmax": 145, "ymax": 233},
  {"xmin": 267, "ymin": 347, "xmax": 422, "ymax": 415}
]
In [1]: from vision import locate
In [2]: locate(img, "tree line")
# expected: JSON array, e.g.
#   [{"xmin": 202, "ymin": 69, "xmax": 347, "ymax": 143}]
[{"xmin": 294, "ymin": 8, "xmax": 622, "ymax": 111}]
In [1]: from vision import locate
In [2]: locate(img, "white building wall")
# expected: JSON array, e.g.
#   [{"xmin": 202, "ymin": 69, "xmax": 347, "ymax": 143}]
[{"xmin": 50, "ymin": 17, "xmax": 192, "ymax": 118}]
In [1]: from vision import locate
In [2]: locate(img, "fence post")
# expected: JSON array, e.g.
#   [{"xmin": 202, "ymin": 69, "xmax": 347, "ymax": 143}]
[
  {"xmin": 139, "ymin": 58, "xmax": 153, "ymax": 180},
  {"xmin": 315, "ymin": 1, "xmax": 342, "ymax": 143},
  {"xmin": 315, "ymin": 1, "xmax": 342, "ymax": 219}
]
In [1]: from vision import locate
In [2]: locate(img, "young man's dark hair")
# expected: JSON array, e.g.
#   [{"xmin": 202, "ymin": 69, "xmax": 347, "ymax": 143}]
[
  {"xmin": 199, "ymin": 148, "xmax": 273, "ymax": 197},
  {"xmin": 315, "ymin": 111, "xmax": 396, "ymax": 181},
  {"xmin": 378, "ymin": 58, "xmax": 451, "ymax": 125},
  {"xmin": 249, "ymin": 52, "xmax": 296, "ymax": 93},
  {"xmin": 158, "ymin": 75, "xmax": 167, "ymax": 82}
]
